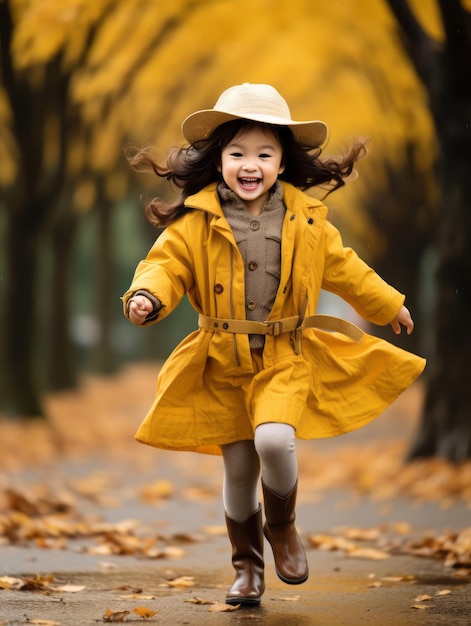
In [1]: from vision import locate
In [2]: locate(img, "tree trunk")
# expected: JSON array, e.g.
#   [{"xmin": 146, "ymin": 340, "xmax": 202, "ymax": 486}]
[
  {"xmin": 2, "ymin": 207, "xmax": 44, "ymax": 416},
  {"xmin": 92, "ymin": 192, "xmax": 119, "ymax": 374},
  {"xmin": 408, "ymin": 94, "xmax": 471, "ymax": 461},
  {"xmin": 386, "ymin": 0, "xmax": 471, "ymax": 461},
  {"xmin": 47, "ymin": 209, "xmax": 79, "ymax": 390}
]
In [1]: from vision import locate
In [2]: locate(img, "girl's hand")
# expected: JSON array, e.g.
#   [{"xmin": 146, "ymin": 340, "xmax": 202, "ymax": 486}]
[
  {"xmin": 128, "ymin": 295, "xmax": 153, "ymax": 325},
  {"xmin": 390, "ymin": 305, "xmax": 414, "ymax": 335}
]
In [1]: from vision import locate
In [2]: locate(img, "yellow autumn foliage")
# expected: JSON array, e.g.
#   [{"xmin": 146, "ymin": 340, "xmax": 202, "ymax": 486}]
[{"xmin": 1, "ymin": 0, "xmax": 450, "ymax": 236}]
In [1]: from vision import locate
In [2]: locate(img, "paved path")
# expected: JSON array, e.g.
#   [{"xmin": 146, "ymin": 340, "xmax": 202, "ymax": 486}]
[
  {"xmin": 1, "ymin": 449, "xmax": 470, "ymax": 625},
  {"xmin": 1, "ymin": 382, "xmax": 470, "ymax": 625}
]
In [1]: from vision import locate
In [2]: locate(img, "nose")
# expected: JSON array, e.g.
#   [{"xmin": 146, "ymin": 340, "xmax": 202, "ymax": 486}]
[{"xmin": 242, "ymin": 159, "xmax": 257, "ymax": 172}]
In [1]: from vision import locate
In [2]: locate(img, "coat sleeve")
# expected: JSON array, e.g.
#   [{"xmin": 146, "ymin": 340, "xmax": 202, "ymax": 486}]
[
  {"xmin": 321, "ymin": 221, "xmax": 405, "ymax": 326},
  {"xmin": 122, "ymin": 218, "xmax": 195, "ymax": 325}
]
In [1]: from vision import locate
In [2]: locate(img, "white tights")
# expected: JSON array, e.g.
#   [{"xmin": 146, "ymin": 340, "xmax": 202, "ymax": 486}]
[{"xmin": 221, "ymin": 423, "xmax": 297, "ymax": 522}]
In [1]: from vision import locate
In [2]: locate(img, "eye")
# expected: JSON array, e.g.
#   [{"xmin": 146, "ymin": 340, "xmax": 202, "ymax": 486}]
[
  {"xmin": 230, "ymin": 152, "xmax": 243, "ymax": 157},
  {"xmin": 259, "ymin": 153, "xmax": 273, "ymax": 159}
]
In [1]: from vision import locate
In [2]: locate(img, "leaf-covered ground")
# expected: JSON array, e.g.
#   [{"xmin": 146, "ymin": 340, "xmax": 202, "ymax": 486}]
[{"xmin": 0, "ymin": 363, "xmax": 470, "ymax": 624}]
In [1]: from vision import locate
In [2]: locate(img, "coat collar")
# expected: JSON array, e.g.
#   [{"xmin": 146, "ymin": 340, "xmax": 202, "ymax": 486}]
[
  {"xmin": 184, "ymin": 183, "xmax": 224, "ymax": 217},
  {"xmin": 184, "ymin": 181, "xmax": 327, "ymax": 219}
]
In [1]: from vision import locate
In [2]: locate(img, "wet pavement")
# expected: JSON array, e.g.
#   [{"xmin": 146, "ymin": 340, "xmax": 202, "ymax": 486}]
[
  {"xmin": 1, "ymin": 447, "xmax": 470, "ymax": 626},
  {"xmin": 1, "ymin": 546, "xmax": 470, "ymax": 625}
]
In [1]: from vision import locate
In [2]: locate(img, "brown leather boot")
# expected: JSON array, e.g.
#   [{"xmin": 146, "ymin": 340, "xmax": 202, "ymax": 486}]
[
  {"xmin": 262, "ymin": 481, "xmax": 309, "ymax": 584},
  {"xmin": 225, "ymin": 506, "xmax": 265, "ymax": 606}
]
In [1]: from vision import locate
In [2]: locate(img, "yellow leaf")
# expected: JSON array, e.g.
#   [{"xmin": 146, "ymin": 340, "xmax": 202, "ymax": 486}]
[
  {"xmin": 415, "ymin": 594, "xmax": 432, "ymax": 602},
  {"xmin": 435, "ymin": 589, "xmax": 451, "ymax": 596},
  {"xmin": 347, "ymin": 547, "xmax": 390, "ymax": 560},
  {"xmin": 163, "ymin": 576, "xmax": 195, "ymax": 588},
  {"xmin": 132, "ymin": 606, "xmax": 158, "ymax": 618},
  {"xmin": 184, "ymin": 597, "xmax": 215, "ymax": 605},
  {"xmin": 0, "ymin": 576, "xmax": 25, "ymax": 590},
  {"xmin": 411, "ymin": 604, "xmax": 428, "ymax": 610}
]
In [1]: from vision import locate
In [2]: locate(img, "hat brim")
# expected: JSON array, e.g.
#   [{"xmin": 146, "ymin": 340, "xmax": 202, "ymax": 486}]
[{"xmin": 181, "ymin": 109, "xmax": 327, "ymax": 147}]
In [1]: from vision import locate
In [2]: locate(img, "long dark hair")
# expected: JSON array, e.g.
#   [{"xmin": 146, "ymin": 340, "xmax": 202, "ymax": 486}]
[{"xmin": 126, "ymin": 120, "xmax": 368, "ymax": 227}]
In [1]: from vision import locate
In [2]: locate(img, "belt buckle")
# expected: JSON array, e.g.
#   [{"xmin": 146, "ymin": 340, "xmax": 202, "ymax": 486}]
[{"xmin": 263, "ymin": 320, "xmax": 282, "ymax": 336}]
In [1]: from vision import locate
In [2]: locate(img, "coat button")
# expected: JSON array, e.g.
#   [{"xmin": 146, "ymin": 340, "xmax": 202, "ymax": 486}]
[
  {"xmin": 290, "ymin": 214, "xmax": 295, "ymax": 221},
  {"xmin": 247, "ymin": 301, "xmax": 256, "ymax": 310},
  {"xmin": 250, "ymin": 221, "xmax": 260, "ymax": 231},
  {"xmin": 307, "ymin": 217, "xmax": 314, "ymax": 224},
  {"xmin": 248, "ymin": 261, "xmax": 257, "ymax": 271},
  {"xmin": 214, "ymin": 283, "xmax": 224, "ymax": 294}
]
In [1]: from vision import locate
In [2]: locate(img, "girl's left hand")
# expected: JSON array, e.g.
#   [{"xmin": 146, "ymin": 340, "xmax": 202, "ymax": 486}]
[{"xmin": 390, "ymin": 305, "xmax": 414, "ymax": 335}]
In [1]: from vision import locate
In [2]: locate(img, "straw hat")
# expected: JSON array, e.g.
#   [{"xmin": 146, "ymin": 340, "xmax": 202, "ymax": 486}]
[{"xmin": 181, "ymin": 83, "xmax": 327, "ymax": 147}]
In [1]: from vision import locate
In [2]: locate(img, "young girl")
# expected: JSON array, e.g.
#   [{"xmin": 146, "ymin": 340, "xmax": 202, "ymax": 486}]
[{"xmin": 123, "ymin": 83, "xmax": 425, "ymax": 606}]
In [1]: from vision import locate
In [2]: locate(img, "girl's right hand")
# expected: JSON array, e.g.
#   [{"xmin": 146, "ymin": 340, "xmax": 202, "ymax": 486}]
[{"xmin": 128, "ymin": 295, "xmax": 153, "ymax": 325}]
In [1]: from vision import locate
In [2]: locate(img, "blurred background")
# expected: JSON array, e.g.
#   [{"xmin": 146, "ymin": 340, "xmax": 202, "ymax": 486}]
[{"xmin": 1, "ymin": 0, "xmax": 470, "ymax": 462}]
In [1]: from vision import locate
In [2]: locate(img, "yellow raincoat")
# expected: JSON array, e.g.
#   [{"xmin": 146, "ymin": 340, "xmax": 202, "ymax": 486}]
[{"xmin": 123, "ymin": 182, "xmax": 425, "ymax": 455}]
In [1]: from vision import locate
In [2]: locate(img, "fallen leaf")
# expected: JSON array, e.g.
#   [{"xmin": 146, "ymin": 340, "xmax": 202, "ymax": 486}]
[
  {"xmin": 0, "ymin": 576, "xmax": 25, "ymax": 590},
  {"xmin": 145, "ymin": 545, "xmax": 186, "ymax": 559},
  {"xmin": 103, "ymin": 608, "xmax": 130, "ymax": 622},
  {"xmin": 411, "ymin": 604, "xmax": 428, "ymax": 610},
  {"xmin": 308, "ymin": 534, "xmax": 356, "ymax": 552},
  {"xmin": 415, "ymin": 594, "xmax": 432, "ymax": 602},
  {"xmin": 170, "ymin": 532, "xmax": 202, "ymax": 543},
  {"xmin": 347, "ymin": 547, "xmax": 390, "ymax": 560},
  {"xmin": 342, "ymin": 527, "xmax": 381, "ymax": 541},
  {"xmin": 162, "ymin": 576, "xmax": 195, "ymax": 588},
  {"xmin": 132, "ymin": 606, "xmax": 158, "ymax": 618},
  {"xmin": 184, "ymin": 597, "xmax": 215, "ymax": 605},
  {"xmin": 435, "ymin": 589, "xmax": 451, "ymax": 596}
]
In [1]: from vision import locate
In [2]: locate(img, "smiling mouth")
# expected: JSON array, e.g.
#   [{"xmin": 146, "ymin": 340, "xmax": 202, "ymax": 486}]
[{"xmin": 238, "ymin": 177, "xmax": 261, "ymax": 189}]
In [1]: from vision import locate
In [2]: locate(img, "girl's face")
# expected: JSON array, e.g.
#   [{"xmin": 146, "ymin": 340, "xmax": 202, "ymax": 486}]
[{"xmin": 219, "ymin": 125, "xmax": 285, "ymax": 216}]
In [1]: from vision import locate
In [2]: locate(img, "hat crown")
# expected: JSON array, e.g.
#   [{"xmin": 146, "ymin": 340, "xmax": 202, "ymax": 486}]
[
  {"xmin": 181, "ymin": 83, "xmax": 327, "ymax": 147},
  {"xmin": 213, "ymin": 83, "xmax": 292, "ymax": 120}
]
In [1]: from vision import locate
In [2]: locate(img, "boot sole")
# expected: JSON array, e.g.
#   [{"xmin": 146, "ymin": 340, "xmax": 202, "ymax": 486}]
[
  {"xmin": 275, "ymin": 568, "xmax": 309, "ymax": 585},
  {"xmin": 226, "ymin": 596, "xmax": 261, "ymax": 606}
]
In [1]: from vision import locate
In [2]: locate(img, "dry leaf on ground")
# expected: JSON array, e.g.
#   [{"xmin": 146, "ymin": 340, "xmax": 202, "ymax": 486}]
[
  {"xmin": 161, "ymin": 575, "xmax": 195, "ymax": 588},
  {"xmin": 184, "ymin": 597, "xmax": 215, "ymax": 605},
  {"xmin": 132, "ymin": 606, "xmax": 158, "ymax": 618},
  {"xmin": 103, "ymin": 608, "xmax": 130, "ymax": 622}
]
